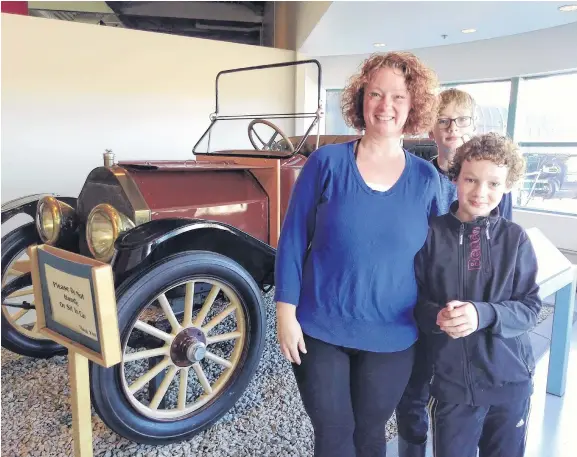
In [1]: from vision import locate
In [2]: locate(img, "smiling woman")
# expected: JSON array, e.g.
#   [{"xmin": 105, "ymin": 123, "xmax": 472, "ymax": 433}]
[
  {"xmin": 274, "ymin": 51, "xmax": 441, "ymax": 457},
  {"xmin": 341, "ymin": 52, "xmax": 439, "ymax": 136}
]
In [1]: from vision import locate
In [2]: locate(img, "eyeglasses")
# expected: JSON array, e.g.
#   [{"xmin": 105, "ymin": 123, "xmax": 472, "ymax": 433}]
[{"xmin": 437, "ymin": 116, "xmax": 473, "ymax": 129}]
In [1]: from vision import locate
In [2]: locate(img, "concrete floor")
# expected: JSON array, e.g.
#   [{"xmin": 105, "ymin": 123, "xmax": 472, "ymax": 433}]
[{"xmin": 524, "ymin": 321, "xmax": 577, "ymax": 457}]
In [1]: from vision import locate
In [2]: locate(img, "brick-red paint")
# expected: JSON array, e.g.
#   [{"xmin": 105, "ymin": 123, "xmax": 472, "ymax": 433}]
[{"xmin": 1, "ymin": 1, "xmax": 28, "ymax": 15}]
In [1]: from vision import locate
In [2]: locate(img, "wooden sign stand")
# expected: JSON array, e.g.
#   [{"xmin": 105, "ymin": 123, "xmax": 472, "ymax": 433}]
[{"xmin": 29, "ymin": 244, "xmax": 122, "ymax": 457}]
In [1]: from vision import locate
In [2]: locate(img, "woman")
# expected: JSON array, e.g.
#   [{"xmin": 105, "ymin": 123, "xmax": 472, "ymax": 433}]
[{"xmin": 274, "ymin": 51, "xmax": 440, "ymax": 457}]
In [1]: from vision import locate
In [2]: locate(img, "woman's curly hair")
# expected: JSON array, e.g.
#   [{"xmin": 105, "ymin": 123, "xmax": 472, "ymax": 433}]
[
  {"xmin": 448, "ymin": 133, "xmax": 526, "ymax": 188},
  {"xmin": 340, "ymin": 51, "xmax": 439, "ymax": 135}
]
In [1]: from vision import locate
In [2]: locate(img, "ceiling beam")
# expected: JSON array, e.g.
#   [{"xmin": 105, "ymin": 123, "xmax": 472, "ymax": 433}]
[
  {"xmin": 105, "ymin": 1, "xmax": 263, "ymax": 23},
  {"xmin": 28, "ymin": 1, "xmax": 114, "ymax": 14}
]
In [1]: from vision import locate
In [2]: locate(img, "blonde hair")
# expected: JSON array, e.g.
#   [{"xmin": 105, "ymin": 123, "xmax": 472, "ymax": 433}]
[
  {"xmin": 437, "ymin": 88, "xmax": 476, "ymax": 116},
  {"xmin": 341, "ymin": 51, "xmax": 439, "ymax": 135},
  {"xmin": 448, "ymin": 133, "xmax": 526, "ymax": 188}
]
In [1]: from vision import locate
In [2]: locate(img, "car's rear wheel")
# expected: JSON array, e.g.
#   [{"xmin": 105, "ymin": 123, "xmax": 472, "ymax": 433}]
[
  {"xmin": 1, "ymin": 223, "xmax": 67, "ymax": 358},
  {"xmin": 90, "ymin": 251, "xmax": 266, "ymax": 444}
]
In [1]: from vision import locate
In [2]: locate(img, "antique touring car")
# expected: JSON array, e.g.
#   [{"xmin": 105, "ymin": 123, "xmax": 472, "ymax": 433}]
[{"xmin": 1, "ymin": 60, "xmax": 436, "ymax": 445}]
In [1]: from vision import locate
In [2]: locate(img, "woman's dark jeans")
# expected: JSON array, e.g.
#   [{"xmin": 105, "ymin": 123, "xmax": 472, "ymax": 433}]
[{"xmin": 292, "ymin": 333, "xmax": 415, "ymax": 457}]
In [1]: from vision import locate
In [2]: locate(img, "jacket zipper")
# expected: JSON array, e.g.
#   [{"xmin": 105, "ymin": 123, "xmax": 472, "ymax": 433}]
[
  {"xmin": 482, "ymin": 219, "xmax": 492, "ymax": 274},
  {"xmin": 459, "ymin": 223, "xmax": 476, "ymax": 405}
]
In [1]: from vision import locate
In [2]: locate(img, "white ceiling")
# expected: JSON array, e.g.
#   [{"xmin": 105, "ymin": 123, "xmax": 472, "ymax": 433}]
[{"xmin": 300, "ymin": 1, "xmax": 577, "ymax": 57}]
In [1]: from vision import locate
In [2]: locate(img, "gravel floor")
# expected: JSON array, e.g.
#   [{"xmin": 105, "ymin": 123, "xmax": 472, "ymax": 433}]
[
  {"xmin": 1, "ymin": 291, "xmax": 554, "ymax": 457},
  {"xmin": 1, "ymin": 291, "xmax": 320, "ymax": 457}
]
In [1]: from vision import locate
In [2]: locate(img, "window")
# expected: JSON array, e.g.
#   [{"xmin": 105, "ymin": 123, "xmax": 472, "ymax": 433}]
[
  {"xmin": 515, "ymin": 72, "xmax": 577, "ymax": 143},
  {"xmin": 325, "ymin": 89, "xmax": 357, "ymax": 135},
  {"xmin": 513, "ymin": 71, "xmax": 577, "ymax": 215},
  {"xmin": 513, "ymin": 146, "xmax": 577, "ymax": 214}
]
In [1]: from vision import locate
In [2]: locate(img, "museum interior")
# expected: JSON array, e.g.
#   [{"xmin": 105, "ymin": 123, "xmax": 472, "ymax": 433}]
[{"xmin": 1, "ymin": 1, "xmax": 577, "ymax": 456}]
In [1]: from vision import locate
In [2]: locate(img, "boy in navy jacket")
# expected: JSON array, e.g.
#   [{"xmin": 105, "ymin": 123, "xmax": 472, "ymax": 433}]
[
  {"xmin": 414, "ymin": 132, "xmax": 541, "ymax": 457},
  {"xmin": 396, "ymin": 89, "xmax": 517, "ymax": 457}
]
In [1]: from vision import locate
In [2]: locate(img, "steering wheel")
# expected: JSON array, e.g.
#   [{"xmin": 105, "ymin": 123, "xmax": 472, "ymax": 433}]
[{"xmin": 247, "ymin": 119, "xmax": 295, "ymax": 154}]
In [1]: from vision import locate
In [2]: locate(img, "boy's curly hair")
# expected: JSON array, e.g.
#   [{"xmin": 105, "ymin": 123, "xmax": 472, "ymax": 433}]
[
  {"xmin": 340, "ymin": 51, "xmax": 439, "ymax": 135},
  {"xmin": 448, "ymin": 133, "xmax": 526, "ymax": 188}
]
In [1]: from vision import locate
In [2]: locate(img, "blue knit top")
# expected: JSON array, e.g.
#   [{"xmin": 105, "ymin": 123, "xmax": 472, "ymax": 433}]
[{"xmin": 274, "ymin": 140, "xmax": 441, "ymax": 352}]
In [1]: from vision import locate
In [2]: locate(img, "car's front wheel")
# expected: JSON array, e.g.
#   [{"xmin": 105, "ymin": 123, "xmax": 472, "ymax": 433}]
[
  {"xmin": 1, "ymin": 223, "xmax": 67, "ymax": 358},
  {"xmin": 89, "ymin": 251, "xmax": 266, "ymax": 445}
]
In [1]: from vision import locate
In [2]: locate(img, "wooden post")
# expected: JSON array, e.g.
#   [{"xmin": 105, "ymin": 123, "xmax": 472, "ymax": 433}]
[
  {"xmin": 69, "ymin": 352, "xmax": 93, "ymax": 457},
  {"xmin": 29, "ymin": 244, "xmax": 121, "ymax": 456}
]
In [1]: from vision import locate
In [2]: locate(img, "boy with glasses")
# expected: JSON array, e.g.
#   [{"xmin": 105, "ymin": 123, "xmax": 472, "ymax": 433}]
[
  {"xmin": 396, "ymin": 89, "xmax": 513, "ymax": 457},
  {"xmin": 429, "ymin": 89, "xmax": 512, "ymax": 219}
]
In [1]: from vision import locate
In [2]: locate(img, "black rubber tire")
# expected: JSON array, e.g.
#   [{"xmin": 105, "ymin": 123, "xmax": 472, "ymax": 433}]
[
  {"xmin": 89, "ymin": 250, "xmax": 266, "ymax": 445},
  {"xmin": 1, "ymin": 222, "xmax": 67, "ymax": 358},
  {"xmin": 545, "ymin": 179, "xmax": 560, "ymax": 199}
]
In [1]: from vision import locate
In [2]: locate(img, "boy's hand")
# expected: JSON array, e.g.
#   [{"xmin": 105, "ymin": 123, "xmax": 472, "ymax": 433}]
[{"xmin": 437, "ymin": 300, "xmax": 479, "ymax": 338}]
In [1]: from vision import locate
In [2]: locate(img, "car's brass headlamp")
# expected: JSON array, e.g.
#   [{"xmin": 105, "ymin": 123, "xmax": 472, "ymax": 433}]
[
  {"xmin": 87, "ymin": 204, "xmax": 135, "ymax": 262},
  {"xmin": 35, "ymin": 196, "xmax": 76, "ymax": 245}
]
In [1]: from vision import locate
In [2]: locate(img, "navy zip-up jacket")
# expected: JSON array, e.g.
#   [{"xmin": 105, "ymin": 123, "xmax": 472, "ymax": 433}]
[{"xmin": 414, "ymin": 201, "xmax": 542, "ymax": 406}]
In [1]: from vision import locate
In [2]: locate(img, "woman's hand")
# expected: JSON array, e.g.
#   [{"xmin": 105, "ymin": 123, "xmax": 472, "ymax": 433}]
[{"xmin": 276, "ymin": 301, "xmax": 307, "ymax": 364}]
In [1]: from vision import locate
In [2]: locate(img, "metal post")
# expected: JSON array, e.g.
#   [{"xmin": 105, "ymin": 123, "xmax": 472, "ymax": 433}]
[
  {"xmin": 547, "ymin": 269, "xmax": 577, "ymax": 396},
  {"xmin": 506, "ymin": 77, "xmax": 520, "ymax": 140}
]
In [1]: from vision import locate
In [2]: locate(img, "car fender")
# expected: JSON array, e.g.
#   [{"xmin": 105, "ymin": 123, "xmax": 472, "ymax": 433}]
[
  {"xmin": 1, "ymin": 194, "xmax": 77, "ymax": 224},
  {"xmin": 112, "ymin": 218, "xmax": 276, "ymax": 290}
]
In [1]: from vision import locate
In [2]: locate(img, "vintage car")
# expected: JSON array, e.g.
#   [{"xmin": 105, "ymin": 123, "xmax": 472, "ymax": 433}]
[{"xmin": 1, "ymin": 59, "xmax": 437, "ymax": 445}]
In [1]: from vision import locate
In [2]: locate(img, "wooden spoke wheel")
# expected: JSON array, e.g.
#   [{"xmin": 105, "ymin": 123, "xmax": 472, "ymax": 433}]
[
  {"xmin": 1, "ymin": 223, "xmax": 66, "ymax": 358},
  {"xmin": 89, "ymin": 251, "xmax": 266, "ymax": 445}
]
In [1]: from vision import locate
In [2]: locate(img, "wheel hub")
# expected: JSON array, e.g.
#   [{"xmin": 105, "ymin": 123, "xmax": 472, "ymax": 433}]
[
  {"xmin": 186, "ymin": 342, "xmax": 207, "ymax": 363},
  {"xmin": 170, "ymin": 327, "xmax": 207, "ymax": 367}
]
